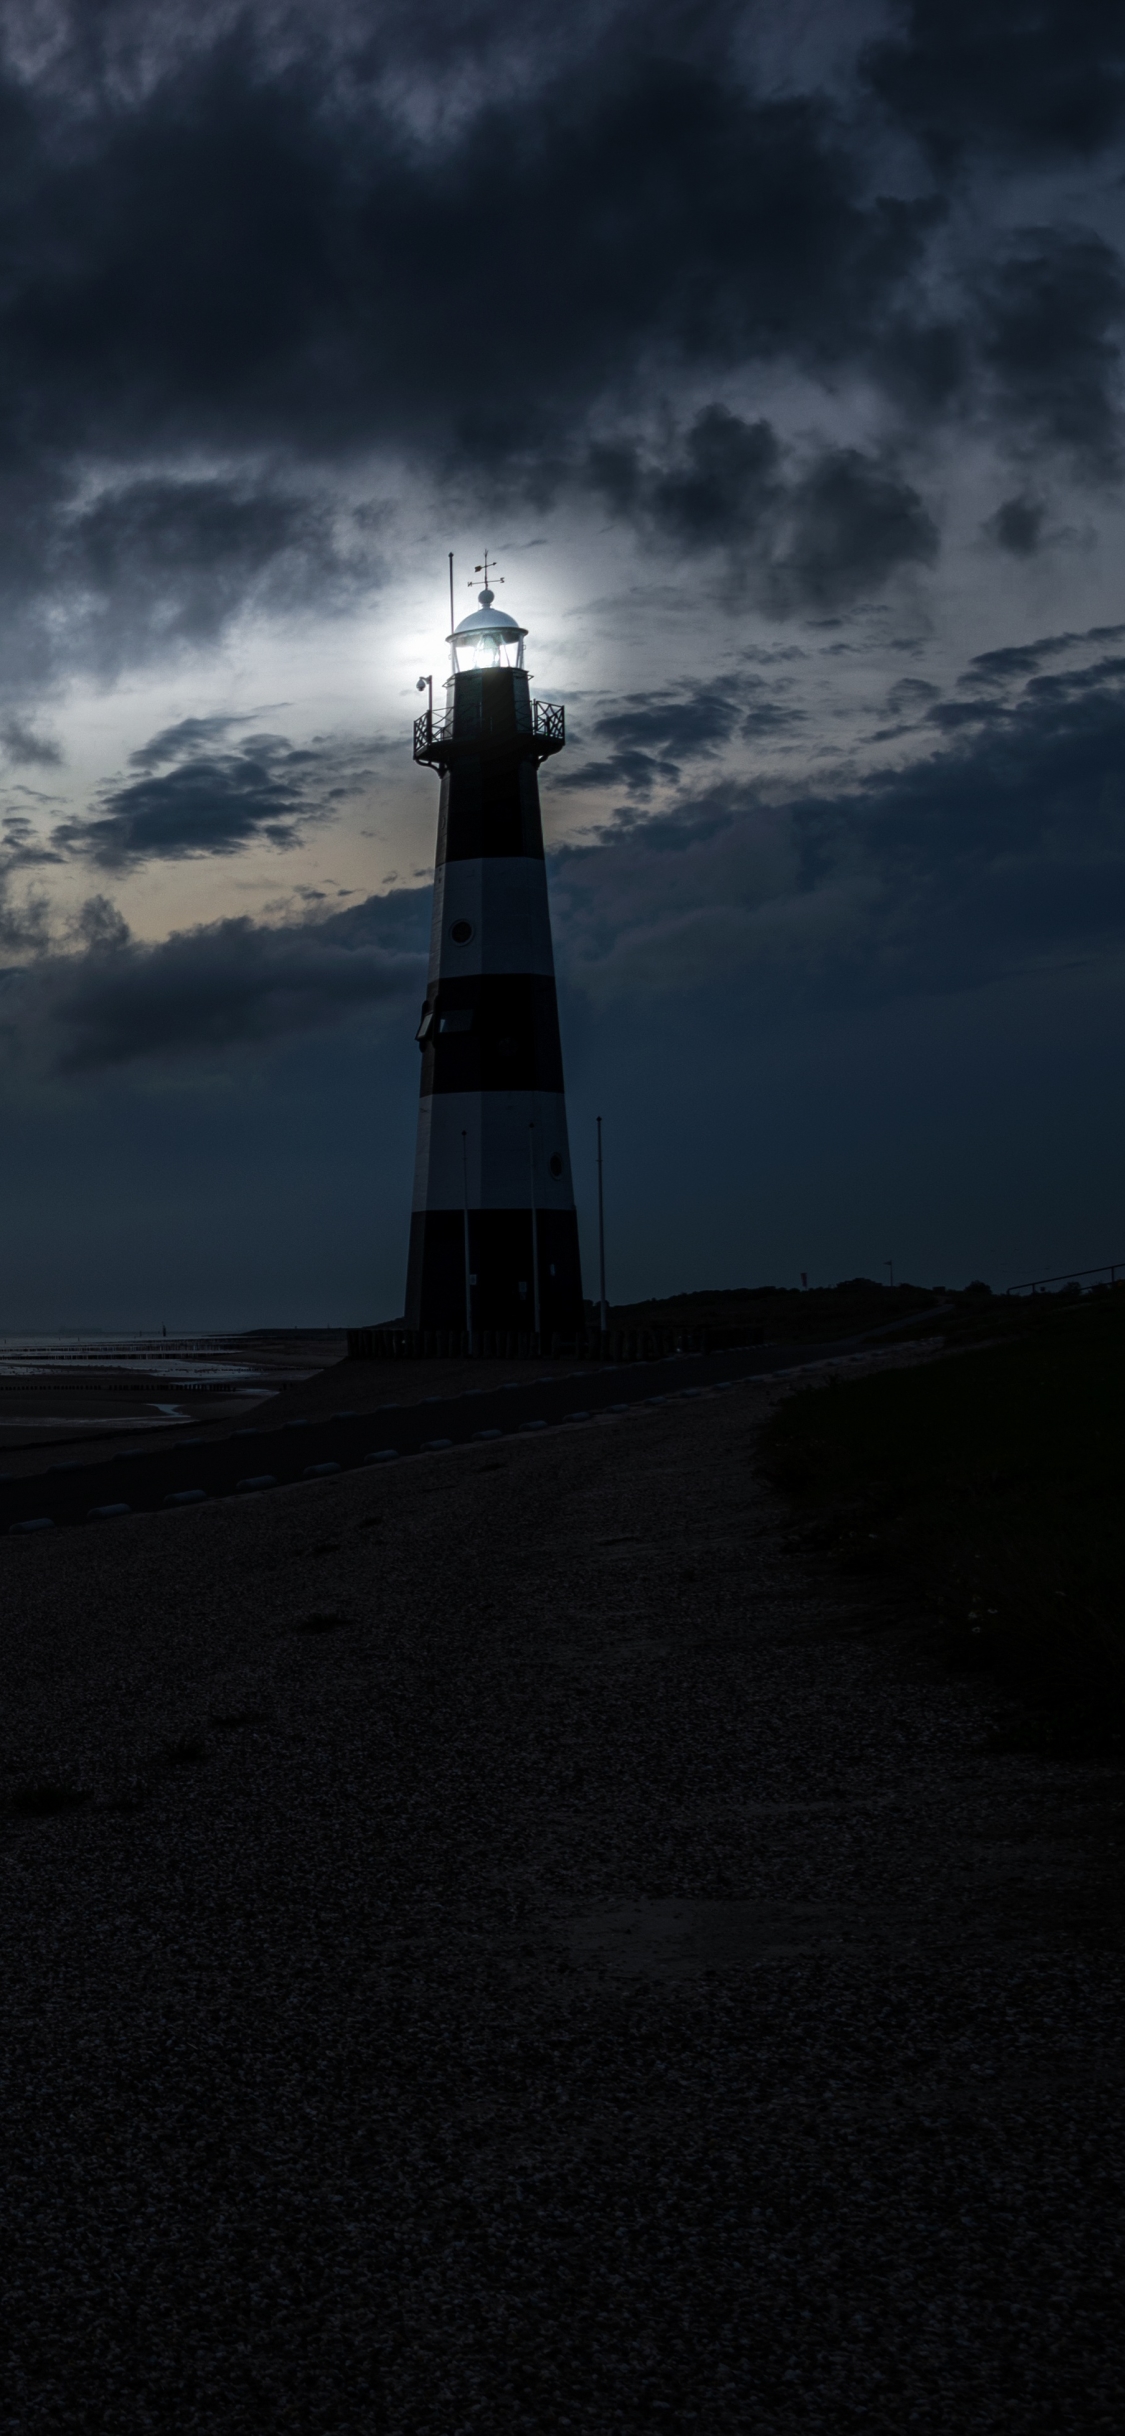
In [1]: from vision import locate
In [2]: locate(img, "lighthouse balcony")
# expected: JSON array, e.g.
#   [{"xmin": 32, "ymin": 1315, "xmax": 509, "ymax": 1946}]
[{"xmin": 414, "ymin": 697, "xmax": 565, "ymax": 769}]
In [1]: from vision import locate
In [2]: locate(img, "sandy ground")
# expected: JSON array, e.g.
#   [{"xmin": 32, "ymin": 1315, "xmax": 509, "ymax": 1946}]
[
  {"xmin": 0, "ymin": 1334, "xmax": 349, "ymax": 1473},
  {"xmin": 0, "ymin": 1365, "xmax": 1121, "ymax": 2432}
]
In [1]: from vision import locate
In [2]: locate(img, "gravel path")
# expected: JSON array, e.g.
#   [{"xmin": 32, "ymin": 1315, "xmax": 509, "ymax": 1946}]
[{"xmin": 0, "ymin": 1372, "xmax": 1122, "ymax": 2432}]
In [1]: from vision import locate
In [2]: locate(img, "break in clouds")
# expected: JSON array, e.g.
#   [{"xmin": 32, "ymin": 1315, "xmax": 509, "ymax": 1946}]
[{"xmin": 2, "ymin": 620, "xmax": 1122, "ymax": 1082}]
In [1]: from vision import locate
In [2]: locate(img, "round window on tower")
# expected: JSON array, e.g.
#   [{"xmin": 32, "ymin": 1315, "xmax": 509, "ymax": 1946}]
[
  {"xmin": 548, "ymin": 1152, "xmax": 564, "ymax": 1179},
  {"xmin": 450, "ymin": 919, "xmax": 474, "ymax": 944}
]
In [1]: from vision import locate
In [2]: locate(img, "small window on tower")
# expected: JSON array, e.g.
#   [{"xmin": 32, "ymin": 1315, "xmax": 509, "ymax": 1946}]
[
  {"xmin": 548, "ymin": 1152, "xmax": 564, "ymax": 1179},
  {"xmin": 450, "ymin": 919, "xmax": 474, "ymax": 944},
  {"xmin": 439, "ymin": 1008, "xmax": 474, "ymax": 1033}
]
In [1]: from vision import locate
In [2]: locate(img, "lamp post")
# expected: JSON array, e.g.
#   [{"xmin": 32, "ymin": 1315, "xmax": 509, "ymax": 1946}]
[
  {"xmin": 529, "ymin": 1122, "xmax": 541, "ymax": 1346},
  {"xmin": 596, "ymin": 1114, "xmax": 608, "ymax": 1337},
  {"xmin": 462, "ymin": 1129, "xmax": 473, "ymax": 1341}
]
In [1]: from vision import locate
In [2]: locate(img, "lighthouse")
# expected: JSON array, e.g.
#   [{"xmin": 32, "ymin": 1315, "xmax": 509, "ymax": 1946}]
[{"xmin": 405, "ymin": 563, "xmax": 584, "ymax": 1345}]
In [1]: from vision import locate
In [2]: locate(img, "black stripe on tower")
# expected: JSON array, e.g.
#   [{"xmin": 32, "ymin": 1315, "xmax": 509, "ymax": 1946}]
[
  {"xmin": 415, "ymin": 975, "xmax": 564, "ymax": 1094},
  {"xmin": 417, "ymin": 668, "xmax": 561, "ymax": 863},
  {"xmin": 406, "ymin": 1208, "xmax": 583, "ymax": 1339},
  {"xmin": 436, "ymin": 757, "xmax": 544, "ymax": 864}
]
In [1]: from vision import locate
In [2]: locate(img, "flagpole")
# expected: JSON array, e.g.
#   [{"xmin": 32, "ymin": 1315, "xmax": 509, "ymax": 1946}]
[
  {"xmin": 529, "ymin": 1122, "xmax": 541, "ymax": 1346},
  {"xmin": 461, "ymin": 1129, "xmax": 473, "ymax": 1341},
  {"xmin": 597, "ymin": 1113, "xmax": 608, "ymax": 1337}
]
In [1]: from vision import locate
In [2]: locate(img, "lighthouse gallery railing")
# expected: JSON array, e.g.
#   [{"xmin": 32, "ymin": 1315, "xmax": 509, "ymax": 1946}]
[{"xmin": 413, "ymin": 698, "xmax": 565, "ymax": 766}]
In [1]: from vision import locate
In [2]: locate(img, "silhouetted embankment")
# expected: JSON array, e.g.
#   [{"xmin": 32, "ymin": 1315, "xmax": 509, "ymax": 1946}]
[{"xmin": 761, "ymin": 1282, "xmax": 1125, "ymax": 1752}]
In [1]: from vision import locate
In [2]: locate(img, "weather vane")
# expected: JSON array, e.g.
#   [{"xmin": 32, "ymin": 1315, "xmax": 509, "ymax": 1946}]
[{"xmin": 471, "ymin": 551, "xmax": 504, "ymax": 592}]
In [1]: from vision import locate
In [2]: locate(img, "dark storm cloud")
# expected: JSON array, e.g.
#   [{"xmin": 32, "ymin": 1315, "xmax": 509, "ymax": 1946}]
[
  {"xmin": 556, "ymin": 675, "xmax": 801, "ymax": 797},
  {"xmin": 960, "ymin": 622, "xmax": 1125, "ymax": 688},
  {"xmin": 976, "ymin": 230, "xmax": 1125, "ymax": 477},
  {"xmin": 0, "ymin": 29, "xmax": 923, "ymax": 467},
  {"xmin": 556, "ymin": 681, "xmax": 744, "ymax": 796},
  {"xmin": 547, "ymin": 644, "xmax": 1125, "ymax": 1006},
  {"xmin": 863, "ymin": 0, "xmax": 1125, "ymax": 165},
  {"xmin": 0, "ymin": 1, "xmax": 1113, "ymax": 672},
  {"xmin": 591, "ymin": 414, "xmax": 783, "ymax": 549},
  {"xmin": 741, "ymin": 700, "xmax": 802, "ymax": 737},
  {"xmin": 868, "ymin": 673, "xmax": 942, "ymax": 739},
  {"xmin": 985, "ymin": 495, "xmax": 1045, "ymax": 556},
  {"xmin": 877, "ymin": 219, "xmax": 1125, "ymax": 479},
  {"xmin": 593, "ymin": 689, "xmax": 744, "ymax": 760},
  {"xmin": 52, "ymin": 718, "xmax": 392, "ymax": 869},
  {"xmin": 886, "ymin": 677, "xmax": 940, "ymax": 714},
  {"xmin": 12, "ymin": 884, "xmax": 428, "ymax": 1074},
  {"xmin": 55, "ymin": 476, "xmax": 384, "ymax": 674},
  {"xmin": 126, "ymin": 716, "xmax": 249, "ymax": 774},
  {"xmin": 777, "ymin": 446, "xmax": 939, "ymax": 609},
  {"xmin": 0, "ymin": 870, "xmax": 51, "ymax": 953},
  {"xmin": 920, "ymin": 645, "xmax": 1125, "ymax": 732},
  {"xmin": 591, "ymin": 411, "xmax": 938, "ymax": 609},
  {"xmin": 0, "ymin": 811, "xmax": 63, "ymax": 873},
  {"xmin": 0, "ymin": 464, "xmax": 387, "ymax": 692},
  {"xmin": 0, "ymin": 715, "xmax": 62, "ymax": 766}
]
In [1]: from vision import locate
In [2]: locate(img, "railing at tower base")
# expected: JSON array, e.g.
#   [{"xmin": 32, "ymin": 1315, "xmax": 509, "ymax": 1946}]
[{"xmin": 346, "ymin": 1324, "xmax": 765, "ymax": 1363}]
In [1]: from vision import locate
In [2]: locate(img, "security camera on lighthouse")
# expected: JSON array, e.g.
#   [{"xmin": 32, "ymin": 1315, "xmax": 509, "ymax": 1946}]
[{"xmin": 406, "ymin": 561, "xmax": 582, "ymax": 1348}]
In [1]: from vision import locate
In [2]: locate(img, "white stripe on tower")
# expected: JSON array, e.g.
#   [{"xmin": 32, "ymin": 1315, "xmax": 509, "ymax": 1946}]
[
  {"xmin": 412, "ymin": 1091, "xmax": 575, "ymax": 1211},
  {"xmin": 427, "ymin": 857, "xmax": 556, "ymax": 978}
]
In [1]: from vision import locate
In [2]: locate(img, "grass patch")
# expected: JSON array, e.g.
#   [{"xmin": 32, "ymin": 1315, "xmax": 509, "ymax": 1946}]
[
  {"xmin": 8, "ymin": 1782, "xmax": 93, "ymax": 1817},
  {"xmin": 162, "ymin": 1737, "xmax": 208, "ymax": 1767},
  {"xmin": 760, "ymin": 1286, "xmax": 1125, "ymax": 1753}
]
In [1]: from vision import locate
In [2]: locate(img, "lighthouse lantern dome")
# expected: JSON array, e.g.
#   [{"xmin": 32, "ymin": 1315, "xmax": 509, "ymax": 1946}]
[{"xmin": 449, "ymin": 586, "xmax": 527, "ymax": 673}]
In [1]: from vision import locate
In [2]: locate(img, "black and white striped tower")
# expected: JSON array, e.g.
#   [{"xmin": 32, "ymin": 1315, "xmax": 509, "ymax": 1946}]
[{"xmin": 405, "ymin": 564, "xmax": 583, "ymax": 1343}]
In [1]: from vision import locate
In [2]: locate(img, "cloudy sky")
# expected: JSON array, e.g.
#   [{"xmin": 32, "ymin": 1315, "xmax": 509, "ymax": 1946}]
[{"xmin": 0, "ymin": 0, "xmax": 1122, "ymax": 1327}]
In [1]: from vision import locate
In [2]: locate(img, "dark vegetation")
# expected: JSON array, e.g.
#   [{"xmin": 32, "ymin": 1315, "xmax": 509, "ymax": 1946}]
[
  {"xmin": 7, "ymin": 1782, "xmax": 92, "ymax": 1817},
  {"xmin": 162, "ymin": 1738, "xmax": 208, "ymax": 1767},
  {"xmin": 760, "ymin": 1284, "xmax": 1125, "ymax": 1752},
  {"xmin": 601, "ymin": 1277, "xmax": 950, "ymax": 1345}
]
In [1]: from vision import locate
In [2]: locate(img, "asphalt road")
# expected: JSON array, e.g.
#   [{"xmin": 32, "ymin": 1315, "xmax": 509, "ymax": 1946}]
[{"xmin": 0, "ymin": 1334, "xmax": 916, "ymax": 1532}]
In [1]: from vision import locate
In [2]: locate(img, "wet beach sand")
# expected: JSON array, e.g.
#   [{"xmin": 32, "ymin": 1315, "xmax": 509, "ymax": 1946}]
[{"xmin": 0, "ymin": 1362, "xmax": 1121, "ymax": 2432}]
